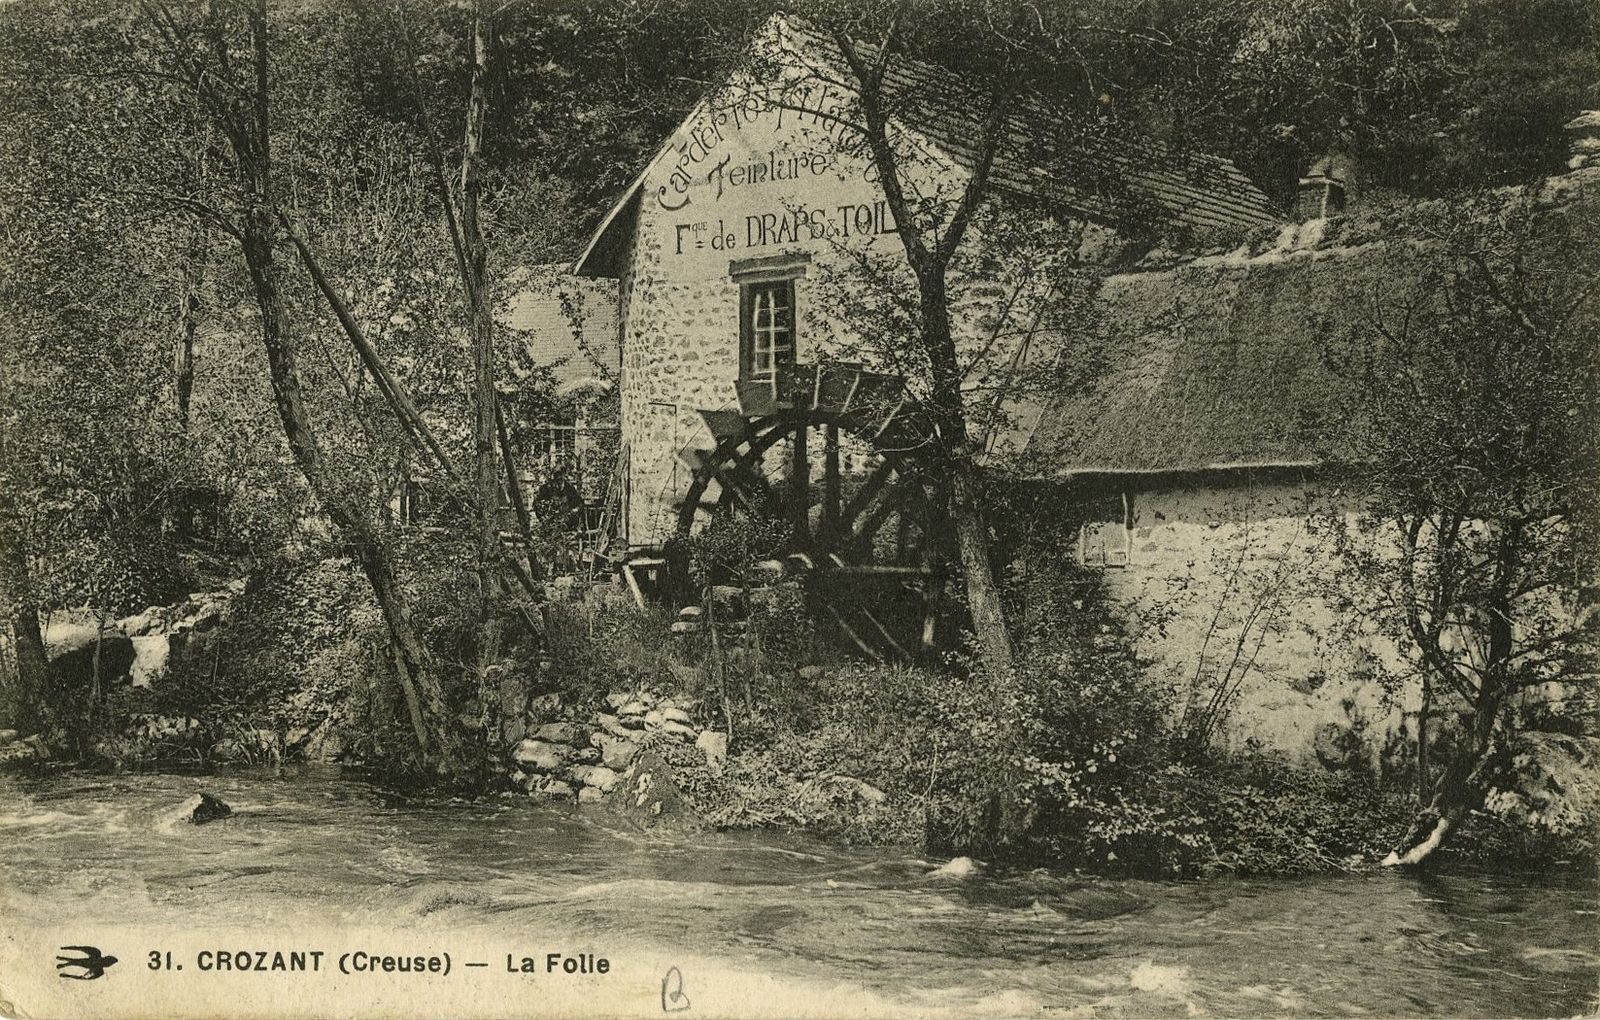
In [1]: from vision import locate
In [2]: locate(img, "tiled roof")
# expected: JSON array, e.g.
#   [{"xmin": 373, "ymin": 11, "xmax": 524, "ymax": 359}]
[
  {"xmin": 576, "ymin": 14, "xmax": 1282, "ymax": 276},
  {"xmin": 778, "ymin": 17, "xmax": 1283, "ymax": 234}
]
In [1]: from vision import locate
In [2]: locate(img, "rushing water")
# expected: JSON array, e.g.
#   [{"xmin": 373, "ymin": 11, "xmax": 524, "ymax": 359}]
[{"xmin": 1, "ymin": 767, "xmax": 1595, "ymax": 1018}]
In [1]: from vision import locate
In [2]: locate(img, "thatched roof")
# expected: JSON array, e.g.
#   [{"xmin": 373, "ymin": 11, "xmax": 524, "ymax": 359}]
[
  {"xmin": 1018, "ymin": 168, "xmax": 1600, "ymax": 480},
  {"xmin": 1017, "ymin": 242, "xmax": 1385, "ymax": 477}
]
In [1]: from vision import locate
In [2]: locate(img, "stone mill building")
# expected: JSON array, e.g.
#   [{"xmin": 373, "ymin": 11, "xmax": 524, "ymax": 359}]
[{"xmin": 548, "ymin": 15, "xmax": 1598, "ymax": 772}]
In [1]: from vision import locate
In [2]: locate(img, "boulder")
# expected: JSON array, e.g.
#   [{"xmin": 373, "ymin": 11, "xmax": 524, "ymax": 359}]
[
  {"xmin": 185, "ymin": 792, "xmax": 232, "ymax": 825},
  {"xmin": 302, "ymin": 724, "xmax": 344, "ymax": 763},
  {"xmin": 0, "ymin": 739, "xmax": 38, "ymax": 766},
  {"xmin": 833, "ymin": 776, "xmax": 887, "ymax": 804},
  {"xmin": 661, "ymin": 720, "xmax": 697, "ymax": 742},
  {"xmin": 751, "ymin": 559, "xmax": 786, "ymax": 581},
  {"xmin": 925, "ymin": 856, "xmax": 982, "ymax": 881},
  {"xmin": 669, "ymin": 621, "xmax": 702, "ymax": 635},
  {"xmin": 502, "ymin": 716, "xmax": 529, "ymax": 745},
  {"xmin": 511, "ymin": 739, "xmax": 570, "ymax": 773},
  {"xmin": 121, "ymin": 607, "xmax": 163, "ymax": 637},
  {"xmin": 606, "ymin": 752, "xmax": 705, "ymax": 833},
  {"xmin": 604, "ymin": 692, "xmax": 631, "ymax": 710},
  {"xmin": 644, "ymin": 708, "xmax": 666, "ymax": 729},
  {"xmin": 695, "ymin": 731, "xmax": 728, "ymax": 773},
  {"xmin": 532, "ymin": 722, "xmax": 580, "ymax": 744},
  {"xmin": 709, "ymin": 584, "xmax": 745, "ymax": 607},
  {"xmin": 128, "ymin": 634, "xmax": 171, "ymax": 688},
  {"xmin": 660, "ymin": 706, "xmax": 693, "ymax": 726},
  {"xmin": 600, "ymin": 737, "xmax": 639, "ymax": 770},
  {"xmin": 570, "ymin": 765, "xmax": 620, "ymax": 793},
  {"xmin": 618, "ymin": 700, "xmax": 649, "ymax": 719},
  {"xmin": 596, "ymin": 713, "xmax": 632, "ymax": 738},
  {"xmin": 527, "ymin": 692, "xmax": 562, "ymax": 718},
  {"xmin": 578, "ymin": 786, "xmax": 604, "ymax": 804},
  {"xmin": 0, "ymin": 729, "xmax": 16, "ymax": 744},
  {"xmin": 537, "ymin": 779, "xmax": 575, "ymax": 800},
  {"xmin": 47, "ymin": 631, "xmax": 137, "ymax": 691},
  {"xmin": 572, "ymin": 746, "xmax": 602, "ymax": 766}
]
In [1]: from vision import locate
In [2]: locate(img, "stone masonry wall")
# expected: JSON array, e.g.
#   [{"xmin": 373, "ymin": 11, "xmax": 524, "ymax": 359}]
[
  {"xmin": 613, "ymin": 76, "xmax": 1083, "ymax": 545},
  {"xmin": 1088, "ymin": 477, "xmax": 1419, "ymax": 774}
]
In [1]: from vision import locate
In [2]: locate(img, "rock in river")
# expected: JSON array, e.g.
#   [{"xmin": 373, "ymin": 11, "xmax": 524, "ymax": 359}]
[
  {"xmin": 606, "ymin": 752, "xmax": 704, "ymax": 833},
  {"xmin": 180, "ymin": 792, "xmax": 232, "ymax": 825},
  {"xmin": 925, "ymin": 856, "xmax": 982, "ymax": 881}
]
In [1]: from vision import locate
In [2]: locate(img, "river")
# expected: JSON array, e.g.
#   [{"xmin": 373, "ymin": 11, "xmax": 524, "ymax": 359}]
[{"xmin": 1, "ymin": 767, "xmax": 1595, "ymax": 1018}]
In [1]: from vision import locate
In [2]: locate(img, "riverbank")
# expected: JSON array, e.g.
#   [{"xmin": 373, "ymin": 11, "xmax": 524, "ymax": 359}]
[
  {"xmin": 2, "ymin": 766, "xmax": 1597, "ymax": 1019},
  {"xmin": 8, "ymin": 558, "xmax": 1596, "ymax": 879}
]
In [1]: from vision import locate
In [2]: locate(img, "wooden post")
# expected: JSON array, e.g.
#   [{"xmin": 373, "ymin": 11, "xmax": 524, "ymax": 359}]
[
  {"xmin": 789, "ymin": 422, "xmax": 810, "ymax": 543},
  {"xmin": 822, "ymin": 424, "xmax": 841, "ymax": 547},
  {"xmin": 622, "ymin": 562, "xmax": 647, "ymax": 610},
  {"xmin": 920, "ymin": 574, "xmax": 938, "ymax": 656}
]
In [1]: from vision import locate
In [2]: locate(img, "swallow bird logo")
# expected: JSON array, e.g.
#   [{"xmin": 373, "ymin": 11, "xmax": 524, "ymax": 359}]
[{"xmin": 56, "ymin": 946, "xmax": 117, "ymax": 980}]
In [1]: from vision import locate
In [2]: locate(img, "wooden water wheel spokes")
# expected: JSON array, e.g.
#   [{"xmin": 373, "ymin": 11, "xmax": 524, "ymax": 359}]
[
  {"xmin": 675, "ymin": 409, "xmax": 936, "ymax": 570},
  {"xmin": 672, "ymin": 363, "xmax": 948, "ymax": 659}
]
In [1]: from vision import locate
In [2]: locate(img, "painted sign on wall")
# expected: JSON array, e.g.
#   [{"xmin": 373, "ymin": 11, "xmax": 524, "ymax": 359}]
[{"xmin": 652, "ymin": 83, "xmax": 901, "ymax": 269}]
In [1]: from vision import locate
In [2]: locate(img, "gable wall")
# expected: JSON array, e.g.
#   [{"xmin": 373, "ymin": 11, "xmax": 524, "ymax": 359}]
[{"xmin": 616, "ymin": 79, "xmax": 1031, "ymax": 544}]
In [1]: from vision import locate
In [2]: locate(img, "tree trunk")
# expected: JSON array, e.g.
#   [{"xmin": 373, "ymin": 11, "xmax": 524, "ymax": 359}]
[
  {"xmin": 176, "ymin": 270, "xmax": 198, "ymax": 431},
  {"xmin": 218, "ymin": 0, "xmax": 455, "ymax": 774},
  {"xmin": 460, "ymin": 0, "xmax": 504, "ymax": 775},
  {"xmin": 919, "ymin": 274, "xmax": 1014, "ymax": 671},
  {"xmin": 1384, "ymin": 679, "xmax": 1505, "ymax": 867},
  {"xmin": 3, "ymin": 532, "xmax": 47, "ymax": 735},
  {"xmin": 1416, "ymin": 672, "xmax": 1431, "ymax": 803},
  {"xmin": 948, "ymin": 453, "xmax": 1012, "ymax": 669},
  {"xmin": 239, "ymin": 209, "xmax": 452, "ymax": 769}
]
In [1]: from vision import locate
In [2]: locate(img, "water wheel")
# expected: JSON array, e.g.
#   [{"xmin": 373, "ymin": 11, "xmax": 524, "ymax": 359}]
[{"xmin": 671, "ymin": 363, "xmax": 948, "ymax": 658}]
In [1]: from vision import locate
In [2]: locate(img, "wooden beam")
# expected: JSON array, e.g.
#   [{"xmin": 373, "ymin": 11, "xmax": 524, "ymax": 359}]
[
  {"xmin": 840, "ymin": 457, "xmax": 897, "ymax": 523},
  {"xmin": 821, "ymin": 563, "xmax": 939, "ymax": 577},
  {"xmin": 789, "ymin": 423, "xmax": 810, "ymax": 542},
  {"xmin": 621, "ymin": 562, "xmax": 646, "ymax": 610},
  {"xmin": 852, "ymin": 485, "xmax": 903, "ymax": 549},
  {"xmin": 826, "ymin": 605, "xmax": 884, "ymax": 662},
  {"xmin": 822, "ymin": 423, "xmax": 841, "ymax": 546},
  {"xmin": 860, "ymin": 607, "xmax": 910, "ymax": 660}
]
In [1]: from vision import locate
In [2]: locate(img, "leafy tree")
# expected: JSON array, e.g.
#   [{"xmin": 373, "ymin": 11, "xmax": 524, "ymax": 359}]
[
  {"xmin": 1323, "ymin": 188, "xmax": 1599, "ymax": 864},
  {"xmin": 1114, "ymin": 0, "xmax": 1597, "ymax": 204}
]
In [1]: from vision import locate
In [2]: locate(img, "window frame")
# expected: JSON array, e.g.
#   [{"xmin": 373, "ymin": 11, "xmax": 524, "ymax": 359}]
[
  {"xmin": 740, "ymin": 279, "xmax": 796, "ymax": 382},
  {"xmin": 731, "ymin": 254, "xmax": 808, "ymax": 384},
  {"xmin": 1078, "ymin": 490, "xmax": 1135, "ymax": 569}
]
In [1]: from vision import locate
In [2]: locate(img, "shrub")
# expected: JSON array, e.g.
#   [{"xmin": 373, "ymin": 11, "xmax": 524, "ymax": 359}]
[{"xmin": 1168, "ymin": 754, "xmax": 1415, "ymax": 874}]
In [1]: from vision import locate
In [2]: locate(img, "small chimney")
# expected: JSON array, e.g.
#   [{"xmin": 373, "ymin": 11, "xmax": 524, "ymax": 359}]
[
  {"xmin": 1295, "ymin": 155, "xmax": 1353, "ymax": 221},
  {"xmin": 1565, "ymin": 111, "xmax": 1600, "ymax": 170}
]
